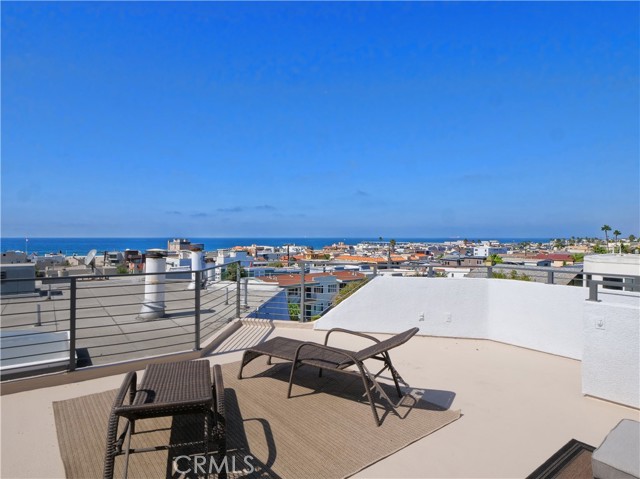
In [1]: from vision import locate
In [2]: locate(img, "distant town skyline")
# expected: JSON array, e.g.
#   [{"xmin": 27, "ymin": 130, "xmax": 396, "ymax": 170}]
[{"xmin": 2, "ymin": 2, "xmax": 638, "ymax": 238}]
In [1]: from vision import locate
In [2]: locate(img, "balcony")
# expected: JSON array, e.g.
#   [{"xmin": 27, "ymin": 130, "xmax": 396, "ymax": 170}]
[{"xmin": 1, "ymin": 262, "xmax": 639, "ymax": 478}]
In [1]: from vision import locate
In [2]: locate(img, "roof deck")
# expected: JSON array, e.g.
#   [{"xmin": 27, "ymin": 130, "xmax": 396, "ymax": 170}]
[{"xmin": 1, "ymin": 321, "xmax": 638, "ymax": 478}]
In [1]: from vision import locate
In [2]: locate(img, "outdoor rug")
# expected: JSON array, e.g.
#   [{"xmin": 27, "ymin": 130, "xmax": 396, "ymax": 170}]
[
  {"xmin": 527, "ymin": 439, "xmax": 596, "ymax": 479},
  {"xmin": 54, "ymin": 360, "xmax": 461, "ymax": 478}
]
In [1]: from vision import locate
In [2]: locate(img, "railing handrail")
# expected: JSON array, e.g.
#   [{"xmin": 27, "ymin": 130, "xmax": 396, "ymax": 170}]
[{"xmin": 1, "ymin": 260, "xmax": 282, "ymax": 381}]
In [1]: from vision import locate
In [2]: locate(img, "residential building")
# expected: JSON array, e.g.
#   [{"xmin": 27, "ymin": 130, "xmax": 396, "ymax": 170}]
[
  {"xmin": 167, "ymin": 238, "xmax": 204, "ymax": 252},
  {"xmin": 460, "ymin": 256, "xmax": 486, "ymax": 267},
  {"xmin": 0, "ymin": 251, "xmax": 27, "ymax": 264},
  {"xmin": 534, "ymin": 253, "xmax": 575, "ymax": 267},
  {"xmin": 255, "ymin": 271, "xmax": 366, "ymax": 319},
  {"xmin": 473, "ymin": 245, "xmax": 509, "ymax": 257},
  {"xmin": 214, "ymin": 249, "xmax": 255, "ymax": 280}
]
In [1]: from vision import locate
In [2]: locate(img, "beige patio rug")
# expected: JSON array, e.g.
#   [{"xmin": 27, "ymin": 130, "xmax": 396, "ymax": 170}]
[{"xmin": 54, "ymin": 360, "xmax": 461, "ymax": 478}]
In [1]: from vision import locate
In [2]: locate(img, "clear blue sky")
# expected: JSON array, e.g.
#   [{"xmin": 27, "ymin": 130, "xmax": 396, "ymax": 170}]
[{"xmin": 2, "ymin": 2, "xmax": 638, "ymax": 238}]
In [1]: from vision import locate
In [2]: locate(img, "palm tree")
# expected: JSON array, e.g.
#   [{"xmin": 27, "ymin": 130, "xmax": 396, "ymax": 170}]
[
  {"xmin": 629, "ymin": 234, "xmax": 637, "ymax": 243},
  {"xmin": 613, "ymin": 230, "xmax": 621, "ymax": 253},
  {"xmin": 601, "ymin": 225, "xmax": 611, "ymax": 245}
]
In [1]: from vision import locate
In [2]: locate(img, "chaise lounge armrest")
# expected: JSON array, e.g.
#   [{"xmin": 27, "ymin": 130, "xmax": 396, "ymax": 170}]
[
  {"xmin": 112, "ymin": 371, "xmax": 138, "ymax": 413},
  {"xmin": 324, "ymin": 328, "xmax": 381, "ymax": 346}
]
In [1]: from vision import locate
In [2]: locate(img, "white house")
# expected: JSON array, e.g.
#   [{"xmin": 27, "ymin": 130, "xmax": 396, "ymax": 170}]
[
  {"xmin": 473, "ymin": 246, "xmax": 508, "ymax": 257},
  {"xmin": 215, "ymin": 249, "xmax": 255, "ymax": 280}
]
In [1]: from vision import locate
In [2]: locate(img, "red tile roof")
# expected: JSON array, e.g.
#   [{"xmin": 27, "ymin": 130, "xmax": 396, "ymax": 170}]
[{"xmin": 255, "ymin": 271, "xmax": 366, "ymax": 287}]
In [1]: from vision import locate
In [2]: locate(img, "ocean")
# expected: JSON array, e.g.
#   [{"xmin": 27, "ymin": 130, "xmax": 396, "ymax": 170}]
[{"xmin": 1, "ymin": 237, "xmax": 553, "ymax": 256}]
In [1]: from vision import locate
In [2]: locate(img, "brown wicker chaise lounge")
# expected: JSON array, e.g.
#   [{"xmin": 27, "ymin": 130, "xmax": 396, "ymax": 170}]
[
  {"xmin": 238, "ymin": 327, "xmax": 419, "ymax": 426},
  {"xmin": 103, "ymin": 360, "xmax": 226, "ymax": 479}
]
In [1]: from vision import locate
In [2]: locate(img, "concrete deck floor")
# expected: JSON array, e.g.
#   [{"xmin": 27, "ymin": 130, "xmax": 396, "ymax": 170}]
[{"xmin": 1, "ymin": 322, "xmax": 638, "ymax": 478}]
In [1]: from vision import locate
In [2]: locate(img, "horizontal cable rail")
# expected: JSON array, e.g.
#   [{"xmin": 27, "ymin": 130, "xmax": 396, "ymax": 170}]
[
  {"xmin": 3, "ymin": 257, "xmax": 635, "ymax": 379},
  {"xmin": 0, "ymin": 262, "xmax": 275, "ymax": 379}
]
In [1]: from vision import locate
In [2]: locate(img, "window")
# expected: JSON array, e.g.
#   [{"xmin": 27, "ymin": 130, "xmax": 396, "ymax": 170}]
[
  {"xmin": 327, "ymin": 284, "xmax": 337, "ymax": 293},
  {"xmin": 313, "ymin": 286, "xmax": 323, "ymax": 294}
]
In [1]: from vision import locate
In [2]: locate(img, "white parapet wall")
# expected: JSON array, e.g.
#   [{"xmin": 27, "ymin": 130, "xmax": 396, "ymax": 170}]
[
  {"xmin": 316, "ymin": 275, "xmax": 585, "ymax": 359},
  {"xmin": 487, "ymin": 280, "xmax": 587, "ymax": 360},
  {"xmin": 316, "ymin": 275, "xmax": 640, "ymax": 407},
  {"xmin": 317, "ymin": 276, "xmax": 490, "ymax": 339},
  {"xmin": 583, "ymin": 295, "xmax": 640, "ymax": 408}
]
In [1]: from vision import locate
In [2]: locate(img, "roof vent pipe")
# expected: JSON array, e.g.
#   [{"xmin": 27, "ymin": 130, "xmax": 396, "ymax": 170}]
[
  {"xmin": 187, "ymin": 249, "xmax": 204, "ymax": 290},
  {"xmin": 138, "ymin": 250, "xmax": 166, "ymax": 320}
]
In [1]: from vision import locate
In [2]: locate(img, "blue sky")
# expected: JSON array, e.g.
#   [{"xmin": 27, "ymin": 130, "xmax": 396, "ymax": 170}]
[{"xmin": 2, "ymin": 2, "xmax": 638, "ymax": 238}]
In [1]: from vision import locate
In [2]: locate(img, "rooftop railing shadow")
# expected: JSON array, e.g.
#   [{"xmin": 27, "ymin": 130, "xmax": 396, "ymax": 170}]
[{"xmin": 211, "ymin": 323, "xmax": 276, "ymax": 355}]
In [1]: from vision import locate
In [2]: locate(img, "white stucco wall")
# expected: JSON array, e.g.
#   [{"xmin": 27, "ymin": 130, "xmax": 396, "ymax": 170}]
[
  {"xmin": 487, "ymin": 280, "xmax": 587, "ymax": 359},
  {"xmin": 316, "ymin": 276, "xmax": 489, "ymax": 339},
  {"xmin": 582, "ymin": 300, "xmax": 640, "ymax": 408},
  {"xmin": 316, "ymin": 275, "xmax": 585, "ymax": 359},
  {"xmin": 315, "ymin": 275, "xmax": 640, "ymax": 407},
  {"xmin": 584, "ymin": 254, "xmax": 640, "ymax": 277}
]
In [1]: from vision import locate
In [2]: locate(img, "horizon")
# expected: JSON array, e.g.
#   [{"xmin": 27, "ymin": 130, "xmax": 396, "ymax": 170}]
[{"xmin": 2, "ymin": 2, "xmax": 639, "ymax": 237}]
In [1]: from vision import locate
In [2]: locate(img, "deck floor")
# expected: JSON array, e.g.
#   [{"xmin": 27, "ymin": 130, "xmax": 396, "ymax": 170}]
[{"xmin": 1, "ymin": 323, "xmax": 638, "ymax": 478}]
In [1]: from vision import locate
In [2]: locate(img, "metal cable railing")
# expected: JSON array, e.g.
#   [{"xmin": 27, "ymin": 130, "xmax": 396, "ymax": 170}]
[
  {"xmin": 5, "ymin": 256, "xmax": 634, "ymax": 380},
  {"xmin": 0, "ymin": 262, "xmax": 281, "ymax": 379}
]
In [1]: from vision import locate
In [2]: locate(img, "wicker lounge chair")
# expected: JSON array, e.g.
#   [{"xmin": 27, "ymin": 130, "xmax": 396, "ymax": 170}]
[
  {"xmin": 103, "ymin": 360, "xmax": 226, "ymax": 479},
  {"xmin": 238, "ymin": 327, "xmax": 419, "ymax": 426}
]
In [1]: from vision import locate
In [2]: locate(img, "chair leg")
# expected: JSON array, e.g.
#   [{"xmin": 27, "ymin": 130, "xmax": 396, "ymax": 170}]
[
  {"xmin": 287, "ymin": 361, "xmax": 300, "ymax": 398},
  {"xmin": 237, "ymin": 351, "xmax": 248, "ymax": 379},
  {"xmin": 384, "ymin": 353, "xmax": 402, "ymax": 397},
  {"xmin": 357, "ymin": 365, "xmax": 381, "ymax": 427},
  {"xmin": 123, "ymin": 421, "xmax": 134, "ymax": 479}
]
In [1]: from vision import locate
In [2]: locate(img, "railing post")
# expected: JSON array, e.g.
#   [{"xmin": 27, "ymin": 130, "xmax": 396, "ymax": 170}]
[
  {"xmin": 588, "ymin": 281, "xmax": 599, "ymax": 302},
  {"xmin": 487, "ymin": 266, "xmax": 493, "ymax": 279},
  {"xmin": 236, "ymin": 261, "xmax": 241, "ymax": 319},
  {"xmin": 300, "ymin": 261, "xmax": 306, "ymax": 323},
  {"xmin": 194, "ymin": 270, "xmax": 201, "ymax": 351},
  {"xmin": 428, "ymin": 265, "xmax": 434, "ymax": 277},
  {"xmin": 373, "ymin": 264, "xmax": 378, "ymax": 277},
  {"xmin": 69, "ymin": 277, "xmax": 77, "ymax": 372},
  {"xmin": 547, "ymin": 270, "xmax": 554, "ymax": 285}
]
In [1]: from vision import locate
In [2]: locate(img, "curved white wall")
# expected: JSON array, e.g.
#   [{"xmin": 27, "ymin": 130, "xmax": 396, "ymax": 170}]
[
  {"xmin": 316, "ymin": 275, "xmax": 585, "ymax": 359},
  {"xmin": 315, "ymin": 275, "xmax": 639, "ymax": 407}
]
